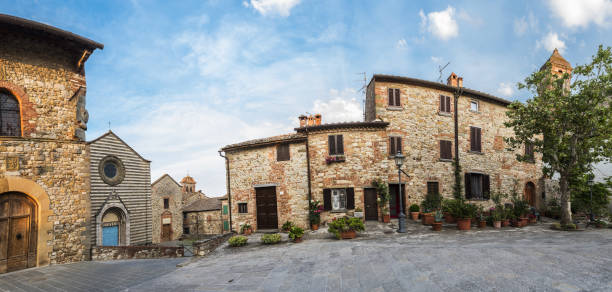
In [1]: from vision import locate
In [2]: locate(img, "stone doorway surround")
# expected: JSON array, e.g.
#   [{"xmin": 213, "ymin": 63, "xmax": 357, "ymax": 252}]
[
  {"xmin": 96, "ymin": 202, "xmax": 130, "ymax": 246},
  {"xmin": 0, "ymin": 176, "xmax": 53, "ymax": 269}
]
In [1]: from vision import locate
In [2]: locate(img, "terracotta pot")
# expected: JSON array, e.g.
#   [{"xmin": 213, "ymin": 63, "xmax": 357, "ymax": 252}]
[
  {"xmin": 478, "ymin": 220, "xmax": 487, "ymax": 228},
  {"xmin": 520, "ymin": 217, "xmax": 529, "ymax": 227},
  {"xmin": 511, "ymin": 219, "xmax": 520, "ymax": 227},
  {"xmin": 422, "ymin": 213, "xmax": 434, "ymax": 225},
  {"xmin": 529, "ymin": 217, "xmax": 537, "ymax": 224},
  {"xmin": 444, "ymin": 212, "xmax": 456, "ymax": 224},
  {"xmin": 502, "ymin": 219, "xmax": 510, "ymax": 227},
  {"xmin": 244, "ymin": 228, "xmax": 252, "ymax": 235},
  {"xmin": 457, "ymin": 218, "xmax": 471, "ymax": 230},
  {"xmin": 341, "ymin": 230, "xmax": 356, "ymax": 239},
  {"xmin": 431, "ymin": 222, "xmax": 442, "ymax": 231},
  {"xmin": 311, "ymin": 224, "xmax": 319, "ymax": 231},
  {"xmin": 383, "ymin": 214, "xmax": 390, "ymax": 223},
  {"xmin": 493, "ymin": 221, "xmax": 502, "ymax": 228},
  {"xmin": 293, "ymin": 237, "xmax": 303, "ymax": 243},
  {"xmin": 410, "ymin": 212, "xmax": 419, "ymax": 221}
]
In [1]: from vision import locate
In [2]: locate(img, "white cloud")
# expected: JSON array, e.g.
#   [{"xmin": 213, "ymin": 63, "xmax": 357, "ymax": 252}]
[
  {"xmin": 514, "ymin": 18, "xmax": 528, "ymax": 36},
  {"xmin": 396, "ymin": 39, "xmax": 407, "ymax": 48},
  {"xmin": 419, "ymin": 6, "xmax": 459, "ymax": 40},
  {"xmin": 547, "ymin": 0, "xmax": 612, "ymax": 28},
  {"xmin": 430, "ymin": 56, "xmax": 442, "ymax": 63},
  {"xmin": 248, "ymin": 0, "xmax": 301, "ymax": 17},
  {"xmin": 536, "ymin": 32, "xmax": 566, "ymax": 53},
  {"xmin": 312, "ymin": 89, "xmax": 363, "ymax": 123},
  {"xmin": 497, "ymin": 82, "xmax": 514, "ymax": 97}
]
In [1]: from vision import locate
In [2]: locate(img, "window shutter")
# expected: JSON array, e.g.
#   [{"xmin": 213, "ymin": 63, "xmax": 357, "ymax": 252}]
[
  {"xmin": 470, "ymin": 127, "xmax": 476, "ymax": 151},
  {"xmin": 397, "ymin": 137, "xmax": 402, "ymax": 153},
  {"xmin": 329, "ymin": 135, "xmax": 336, "ymax": 155},
  {"xmin": 337, "ymin": 135, "xmax": 344, "ymax": 154},
  {"xmin": 477, "ymin": 128, "xmax": 482, "ymax": 152},
  {"xmin": 346, "ymin": 188, "xmax": 355, "ymax": 209},
  {"xmin": 446, "ymin": 96, "xmax": 451, "ymax": 113},
  {"xmin": 394, "ymin": 89, "xmax": 400, "ymax": 106},
  {"xmin": 483, "ymin": 175, "xmax": 490, "ymax": 200},
  {"xmin": 390, "ymin": 137, "xmax": 396, "ymax": 155},
  {"xmin": 464, "ymin": 173, "xmax": 472, "ymax": 199},
  {"xmin": 323, "ymin": 189, "xmax": 332, "ymax": 211},
  {"xmin": 439, "ymin": 95, "xmax": 444, "ymax": 112},
  {"xmin": 388, "ymin": 88, "xmax": 393, "ymax": 106}
]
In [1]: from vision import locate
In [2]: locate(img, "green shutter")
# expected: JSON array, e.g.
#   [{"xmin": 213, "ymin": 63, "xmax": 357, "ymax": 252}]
[
  {"xmin": 223, "ymin": 205, "xmax": 228, "ymax": 215},
  {"xmin": 223, "ymin": 220, "xmax": 229, "ymax": 231}
]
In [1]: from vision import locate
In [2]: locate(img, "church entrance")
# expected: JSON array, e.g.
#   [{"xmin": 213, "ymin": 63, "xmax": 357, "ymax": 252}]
[{"xmin": 0, "ymin": 192, "xmax": 37, "ymax": 273}]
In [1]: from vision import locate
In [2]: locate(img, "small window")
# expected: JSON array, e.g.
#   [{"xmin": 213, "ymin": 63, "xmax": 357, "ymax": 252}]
[
  {"xmin": 277, "ymin": 144, "xmax": 290, "ymax": 161},
  {"xmin": 439, "ymin": 95, "xmax": 451, "ymax": 113},
  {"xmin": 470, "ymin": 100, "xmax": 479, "ymax": 112},
  {"xmin": 525, "ymin": 143, "xmax": 534, "ymax": 162},
  {"xmin": 465, "ymin": 173, "xmax": 490, "ymax": 200},
  {"xmin": 238, "ymin": 203, "xmax": 248, "ymax": 213},
  {"xmin": 389, "ymin": 136, "xmax": 402, "ymax": 156},
  {"xmin": 183, "ymin": 227, "xmax": 190, "ymax": 234},
  {"xmin": 183, "ymin": 212, "xmax": 187, "ymax": 219},
  {"xmin": 470, "ymin": 127, "xmax": 482, "ymax": 152},
  {"xmin": 163, "ymin": 198, "xmax": 169, "ymax": 209},
  {"xmin": 328, "ymin": 135, "xmax": 344, "ymax": 155},
  {"xmin": 331, "ymin": 189, "xmax": 347, "ymax": 211},
  {"xmin": 388, "ymin": 88, "xmax": 401, "ymax": 107},
  {"xmin": 0, "ymin": 90, "xmax": 21, "ymax": 137},
  {"xmin": 440, "ymin": 140, "xmax": 452, "ymax": 160},
  {"xmin": 427, "ymin": 182, "xmax": 439, "ymax": 196}
]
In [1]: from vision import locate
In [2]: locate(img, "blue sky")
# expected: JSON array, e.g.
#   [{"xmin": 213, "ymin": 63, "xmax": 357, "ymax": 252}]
[{"xmin": 3, "ymin": 0, "xmax": 611, "ymax": 195}]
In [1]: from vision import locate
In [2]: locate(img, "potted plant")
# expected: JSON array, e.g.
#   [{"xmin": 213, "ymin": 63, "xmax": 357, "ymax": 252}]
[
  {"xmin": 409, "ymin": 204, "xmax": 420, "ymax": 220},
  {"xmin": 228, "ymin": 235, "xmax": 248, "ymax": 247},
  {"xmin": 281, "ymin": 220, "xmax": 294, "ymax": 232},
  {"xmin": 354, "ymin": 207, "xmax": 364, "ymax": 218},
  {"xmin": 477, "ymin": 206, "xmax": 487, "ymax": 228},
  {"xmin": 261, "ymin": 233, "xmax": 281, "ymax": 244},
  {"xmin": 288, "ymin": 226, "xmax": 304, "ymax": 243},
  {"xmin": 309, "ymin": 200, "xmax": 323, "ymax": 230},
  {"xmin": 240, "ymin": 223, "xmax": 252, "ymax": 235},
  {"xmin": 327, "ymin": 216, "xmax": 365, "ymax": 239},
  {"xmin": 491, "ymin": 207, "xmax": 502, "ymax": 228},
  {"xmin": 442, "ymin": 199, "xmax": 456, "ymax": 223},
  {"xmin": 372, "ymin": 179, "xmax": 390, "ymax": 223},
  {"xmin": 420, "ymin": 192, "xmax": 442, "ymax": 226},
  {"xmin": 431, "ymin": 210, "xmax": 443, "ymax": 231},
  {"xmin": 447, "ymin": 199, "xmax": 476, "ymax": 230},
  {"xmin": 502, "ymin": 207, "xmax": 512, "ymax": 227}
]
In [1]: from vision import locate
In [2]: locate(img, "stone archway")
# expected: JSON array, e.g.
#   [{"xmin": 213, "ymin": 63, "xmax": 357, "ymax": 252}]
[
  {"xmin": 0, "ymin": 176, "xmax": 53, "ymax": 269},
  {"xmin": 524, "ymin": 182, "xmax": 536, "ymax": 207},
  {"xmin": 0, "ymin": 192, "xmax": 37, "ymax": 273},
  {"xmin": 96, "ymin": 202, "xmax": 130, "ymax": 246}
]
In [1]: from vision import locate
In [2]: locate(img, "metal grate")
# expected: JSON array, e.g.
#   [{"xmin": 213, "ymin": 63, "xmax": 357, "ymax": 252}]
[{"xmin": 0, "ymin": 91, "xmax": 21, "ymax": 136}]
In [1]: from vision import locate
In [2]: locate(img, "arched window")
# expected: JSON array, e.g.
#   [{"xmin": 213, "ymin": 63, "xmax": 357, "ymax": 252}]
[{"xmin": 0, "ymin": 90, "xmax": 21, "ymax": 137}]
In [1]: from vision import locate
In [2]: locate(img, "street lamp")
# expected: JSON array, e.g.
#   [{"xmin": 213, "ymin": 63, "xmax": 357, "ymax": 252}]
[{"xmin": 394, "ymin": 152, "xmax": 407, "ymax": 233}]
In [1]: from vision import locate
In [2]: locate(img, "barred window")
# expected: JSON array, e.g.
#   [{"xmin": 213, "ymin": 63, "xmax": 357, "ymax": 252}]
[{"xmin": 0, "ymin": 90, "xmax": 21, "ymax": 137}]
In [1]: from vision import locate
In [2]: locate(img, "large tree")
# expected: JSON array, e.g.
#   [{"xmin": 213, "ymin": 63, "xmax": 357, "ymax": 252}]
[{"xmin": 505, "ymin": 45, "xmax": 612, "ymax": 225}]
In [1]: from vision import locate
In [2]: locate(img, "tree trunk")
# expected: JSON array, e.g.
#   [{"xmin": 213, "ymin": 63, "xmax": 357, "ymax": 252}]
[{"xmin": 559, "ymin": 173, "xmax": 572, "ymax": 225}]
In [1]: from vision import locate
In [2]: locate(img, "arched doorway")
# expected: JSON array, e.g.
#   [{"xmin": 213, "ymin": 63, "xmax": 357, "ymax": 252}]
[
  {"xmin": 524, "ymin": 182, "xmax": 536, "ymax": 207},
  {"xmin": 161, "ymin": 212, "xmax": 172, "ymax": 242},
  {"xmin": 0, "ymin": 192, "xmax": 37, "ymax": 273},
  {"xmin": 101, "ymin": 208, "xmax": 126, "ymax": 246}
]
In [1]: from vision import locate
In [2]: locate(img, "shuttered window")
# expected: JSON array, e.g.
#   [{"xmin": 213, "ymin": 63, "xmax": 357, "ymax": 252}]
[
  {"xmin": 238, "ymin": 203, "xmax": 248, "ymax": 213},
  {"xmin": 328, "ymin": 135, "xmax": 344, "ymax": 155},
  {"xmin": 470, "ymin": 127, "xmax": 482, "ymax": 152},
  {"xmin": 277, "ymin": 144, "xmax": 290, "ymax": 161},
  {"xmin": 439, "ymin": 95, "xmax": 451, "ymax": 113},
  {"xmin": 323, "ymin": 188, "xmax": 355, "ymax": 211},
  {"xmin": 427, "ymin": 182, "xmax": 439, "ymax": 195},
  {"xmin": 440, "ymin": 140, "xmax": 452, "ymax": 160},
  {"xmin": 389, "ymin": 136, "xmax": 402, "ymax": 156},
  {"xmin": 464, "ymin": 173, "xmax": 490, "ymax": 200},
  {"xmin": 388, "ymin": 88, "xmax": 401, "ymax": 107},
  {"xmin": 525, "ymin": 143, "xmax": 534, "ymax": 162}
]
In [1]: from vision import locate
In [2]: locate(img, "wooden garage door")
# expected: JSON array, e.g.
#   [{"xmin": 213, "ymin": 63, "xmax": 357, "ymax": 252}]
[
  {"xmin": 0, "ymin": 192, "xmax": 37, "ymax": 274},
  {"xmin": 256, "ymin": 187, "xmax": 278, "ymax": 229}
]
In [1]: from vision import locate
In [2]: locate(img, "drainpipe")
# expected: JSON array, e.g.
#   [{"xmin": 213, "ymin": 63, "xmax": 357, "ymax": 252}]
[
  {"xmin": 218, "ymin": 150, "xmax": 233, "ymax": 233},
  {"xmin": 453, "ymin": 86, "xmax": 464, "ymax": 192},
  {"xmin": 305, "ymin": 128, "xmax": 312, "ymax": 210}
]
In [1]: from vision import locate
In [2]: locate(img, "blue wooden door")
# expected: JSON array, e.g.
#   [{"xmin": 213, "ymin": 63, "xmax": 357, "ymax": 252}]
[{"xmin": 102, "ymin": 226, "xmax": 119, "ymax": 246}]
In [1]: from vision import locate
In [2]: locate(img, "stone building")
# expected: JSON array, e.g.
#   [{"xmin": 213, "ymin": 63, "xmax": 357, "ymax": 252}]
[
  {"xmin": 88, "ymin": 131, "xmax": 152, "ymax": 246},
  {"xmin": 0, "ymin": 14, "xmax": 102, "ymax": 272},
  {"xmin": 150, "ymin": 174, "xmax": 208, "ymax": 243},
  {"xmin": 219, "ymin": 52, "xmax": 572, "ymax": 231},
  {"xmin": 183, "ymin": 197, "xmax": 223, "ymax": 236}
]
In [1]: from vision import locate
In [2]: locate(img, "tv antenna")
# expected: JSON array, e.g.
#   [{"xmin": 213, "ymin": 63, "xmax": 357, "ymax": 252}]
[{"xmin": 438, "ymin": 62, "xmax": 450, "ymax": 83}]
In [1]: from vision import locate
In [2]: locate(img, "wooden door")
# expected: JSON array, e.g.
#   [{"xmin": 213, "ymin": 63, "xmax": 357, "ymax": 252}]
[
  {"xmin": 255, "ymin": 187, "xmax": 278, "ymax": 229},
  {"xmin": 525, "ymin": 182, "xmax": 536, "ymax": 207},
  {"xmin": 0, "ymin": 193, "xmax": 37, "ymax": 274},
  {"xmin": 364, "ymin": 188, "xmax": 378, "ymax": 221},
  {"xmin": 389, "ymin": 184, "xmax": 406, "ymax": 218},
  {"xmin": 161, "ymin": 224, "xmax": 172, "ymax": 242}
]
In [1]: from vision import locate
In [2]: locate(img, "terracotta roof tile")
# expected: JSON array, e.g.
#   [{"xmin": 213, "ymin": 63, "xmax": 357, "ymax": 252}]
[
  {"xmin": 221, "ymin": 133, "xmax": 306, "ymax": 151},
  {"xmin": 183, "ymin": 197, "xmax": 222, "ymax": 212}
]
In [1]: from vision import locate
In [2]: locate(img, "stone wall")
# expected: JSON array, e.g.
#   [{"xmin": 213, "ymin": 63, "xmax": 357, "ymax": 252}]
[
  {"xmin": 193, "ymin": 233, "xmax": 232, "ymax": 257},
  {"xmin": 372, "ymin": 81, "xmax": 543, "ymax": 208},
  {"xmin": 184, "ymin": 210, "xmax": 223, "ymax": 235},
  {"xmin": 226, "ymin": 141, "xmax": 309, "ymax": 231},
  {"xmin": 91, "ymin": 245, "xmax": 183, "ymax": 261},
  {"xmin": 151, "ymin": 175, "xmax": 183, "ymax": 243},
  {"xmin": 0, "ymin": 30, "xmax": 94, "ymax": 267}
]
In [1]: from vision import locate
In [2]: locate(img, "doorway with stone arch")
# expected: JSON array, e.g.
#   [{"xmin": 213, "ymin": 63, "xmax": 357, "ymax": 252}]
[
  {"xmin": 0, "ymin": 192, "xmax": 37, "ymax": 273},
  {"xmin": 524, "ymin": 182, "xmax": 536, "ymax": 207}
]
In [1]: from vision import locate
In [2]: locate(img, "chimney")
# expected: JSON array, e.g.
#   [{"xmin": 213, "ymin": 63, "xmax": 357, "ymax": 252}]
[
  {"xmin": 446, "ymin": 72, "xmax": 458, "ymax": 87},
  {"xmin": 314, "ymin": 114, "xmax": 321, "ymax": 125},
  {"xmin": 299, "ymin": 115, "xmax": 308, "ymax": 127},
  {"xmin": 458, "ymin": 77, "xmax": 463, "ymax": 88}
]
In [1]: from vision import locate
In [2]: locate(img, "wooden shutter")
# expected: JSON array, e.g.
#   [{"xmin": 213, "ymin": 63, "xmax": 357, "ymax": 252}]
[
  {"xmin": 277, "ymin": 144, "xmax": 290, "ymax": 161},
  {"xmin": 323, "ymin": 189, "xmax": 332, "ymax": 211},
  {"xmin": 394, "ymin": 89, "xmax": 400, "ymax": 106},
  {"xmin": 388, "ymin": 88, "xmax": 394, "ymax": 106},
  {"xmin": 346, "ymin": 188, "xmax": 355, "ymax": 209},
  {"xmin": 446, "ymin": 96, "xmax": 451, "ymax": 112},
  {"xmin": 483, "ymin": 175, "xmax": 490, "ymax": 200},
  {"xmin": 329, "ymin": 135, "xmax": 336, "ymax": 155},
  {"xmin": 397, "ymin": 137, "xmax": 402, "ymax": 153},
  {"xmin": 476, "ymin": 128, "xmax": 482, "ymax": 152},
  {"xmin": 440, "ymin": 140, "xmax": 451, "ymax": 159},
  {"xmin": 389, "ymin": 137, "xmax": 395, "ymax": 156},
  {"xmin": 464, "ymin": 173, "xmax": 472, "ymax": 199},
  {"xmin": 337, "ymin": 135, "xmax": 344, "ymax": 154},
  {"xmin": 439, "ymin": 95, "xmax": 444, "ymax": 112}
]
